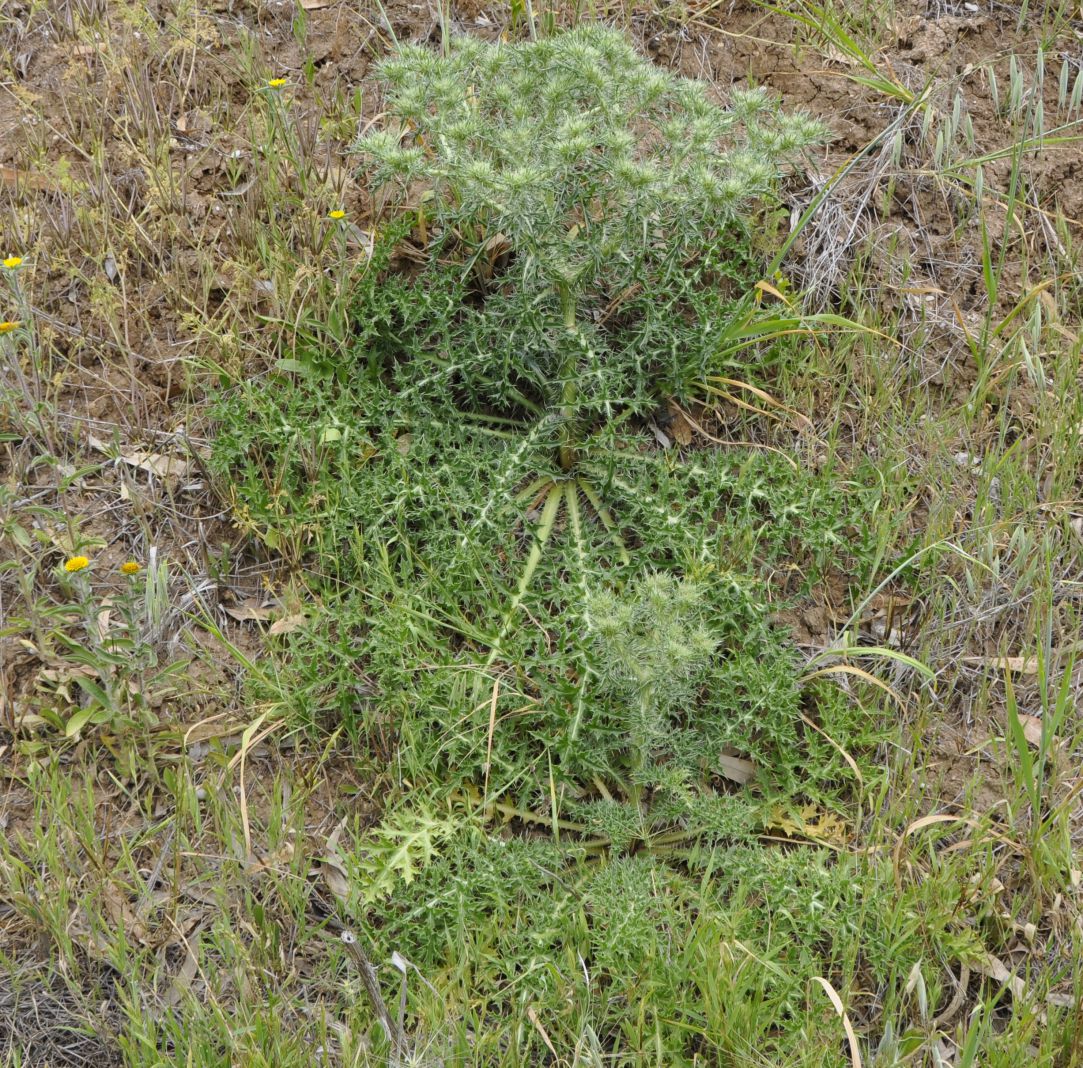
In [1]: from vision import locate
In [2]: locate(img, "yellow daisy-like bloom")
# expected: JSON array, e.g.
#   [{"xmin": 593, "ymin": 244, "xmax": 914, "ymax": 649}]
[
  {"xmin": 328, "ymin": 209, "xmax": 346, "ymax": 220},
  {"xmin": 120, "ymin": 561, "xmax": 141, "ymax": 575},
  {"xmin": 2, "ymin": 256, "xmax": 22, "ymax": 270},
  {"xmin": 64, "ymin": 555, "xmax": 90, "ymax": 573},
  {"xmin": 0, "ymin": 321, "xmax": 20, "ymax": 334},
  {"xmin": 267, "ymin": 78, "xmax": 287, "ymax": 89}
]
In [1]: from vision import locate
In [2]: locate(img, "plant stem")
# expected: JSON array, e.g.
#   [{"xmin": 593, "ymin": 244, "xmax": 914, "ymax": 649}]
[
  {"xmin": 558, "ymin": 283, "xmax": 578, "ymax": 471},
  {"xmin": 483, "ymin": 797, "xmax": 586, "ymax": 832},
  {"xmin": 627, "ymin": 687, "xmax": 655, "ymax": 813}
]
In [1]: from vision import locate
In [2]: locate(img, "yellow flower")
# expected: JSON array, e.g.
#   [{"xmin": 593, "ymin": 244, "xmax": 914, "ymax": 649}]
[
  {"xmin": 0, "ymin": 321, "xmax": 20, "ymax": 334},
  {"xmin": 328, "ymin": 209, "xmax": 346, "ymax": 220},
  {"xmin": 2, "ymin": 256, "xmax": 22, "ymax": 270},
  {"xmin": 267, "ymin": 78, "xmax": 287, "ymax": 89},
  {"xmin": 64, "ymin": 555, "xmax": 90, "ymax": 573},
  {"xmin": 120, "ymin": 561, "xmax": 141, "ymax": 575}
]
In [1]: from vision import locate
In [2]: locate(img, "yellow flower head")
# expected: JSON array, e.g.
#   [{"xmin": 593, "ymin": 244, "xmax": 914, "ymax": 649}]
[
  {"xmin": 2, "ymin": 256, "xmax": 22, "ymax": 270},
  {"xmin": 0, "ymin": 321, "xmax": 20, "ymax": 334},
  {"xmin": 120, "ymin": 561, "xmax": 141, "ymax": 575},
  {"xmin": 267, "ymin": 78, "xmax": 287, "ymax": 89},
  {"xmin": 328, "ymin": 209, "xmax": 347, "ymax": 220},
  {"xmin": 64, "ymin": 555, "xmax": 90, "ymax": 573}
]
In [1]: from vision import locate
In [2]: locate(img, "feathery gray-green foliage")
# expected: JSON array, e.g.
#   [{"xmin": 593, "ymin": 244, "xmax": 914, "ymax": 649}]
[{"xmin": 355, "ymin": 25, "xmax": 827, "ymax": 441}]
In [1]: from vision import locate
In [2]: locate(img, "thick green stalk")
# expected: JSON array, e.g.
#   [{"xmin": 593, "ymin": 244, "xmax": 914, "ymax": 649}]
[{"xmin": 557, "ymin": 283, "xmax": 578, "ymax": 472}]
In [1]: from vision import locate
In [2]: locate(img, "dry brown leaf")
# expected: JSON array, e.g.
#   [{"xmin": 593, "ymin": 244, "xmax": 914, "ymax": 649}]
[
  {"xmin": 39, "ymin": 665, "xmax": 97, "ymax": 682},
  {"xmin": 87, "ymin": 434, "xmax": 191, "ymax": 479},
  {"xmin": 299, "ymin": 0, "xmax": 333, "ymax": 7},
  {"xmin": 719, "ymin": 750, "xmax": 756, "ymax": 784},
  {"xmin": 223, "ymin": 601, "xmax": 276, "ymax": 623},
  {"xmin": 100, "ymin": 882, "xmax": 150, "ymax": 946},
  {"xmin": 121, "ymin": 449, "xmax": 191, "ymax": 479},
  {"xmin": 95, "ymin": 598, "xmax": 114, "ymax": 642},
  {"xmin": 162, "ymin": 942, "xmax": 200, "ymax": 1006},
  {"xmin": 973, "ymin": 953, "xmax": 1027, "ymax": 998},
  {"xmin": 1018, "ymin": 713, "xmax": 1047, "ymax": 748},
  {"xmin": 1, "ymin": 164, "xmax": 59, "ymax": 191},
  {"xmin": 962, "ymin": 654, "xmax": 1040, "ymax": 673},
  {"xmin": 321, "ymin": 818, "xmax": 351, "ymax": 903},
  {"xmin": 246, "ymin": 839, "xmax": 296, "ymax": 875},
  {"xmin": 162, "ymin": 922, "xmax": 205, "ymax": 1008},
  {"xmin": 268, "ymin": 613, "xmax": 307, "ymax": 636},
  {"xmin": 37, "ymin": 662, "xmax": 97, "ymax": 705},
  {"xmin": 665, "ymin": 400, "xmax": 694, "ymax": 446},
  {"xmin": 1047, "ymin": 991, "xmax": 1077, "ymax": 1009},
  {"xmin": 974, "ymin": 952, "xmax": 1078, "ymax": 1018}
]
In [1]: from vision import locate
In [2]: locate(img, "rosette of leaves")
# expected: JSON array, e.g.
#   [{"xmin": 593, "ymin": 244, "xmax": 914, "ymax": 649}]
[{"xmin": 215, "ymin": 30, "xmax": 873, "ymax": 849}]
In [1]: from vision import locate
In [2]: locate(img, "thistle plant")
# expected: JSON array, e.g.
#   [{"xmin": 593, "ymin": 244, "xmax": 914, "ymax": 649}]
[
  {"xmin": 214, "ymin": 29, "xmax": 859, "ymax": 831},
  {"xmin": 588, "ymin": 573, "xmax": 716, "ymax": 772},
  {"xmin": 582, "ymin": 573, "xmax": 730, "ymax": 844},
  {"xmin": 352, "ymin": 28, "xmax": 827, "ymax": 644},
  {"xmin": 357, "ymin": 27, "xmax": 825, "ymax": 447}
]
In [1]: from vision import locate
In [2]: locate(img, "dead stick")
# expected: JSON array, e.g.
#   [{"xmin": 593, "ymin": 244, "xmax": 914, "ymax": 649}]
[{"xmin": 340, "ymin": 930, "xmax": 407, "ymax": 1065}]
